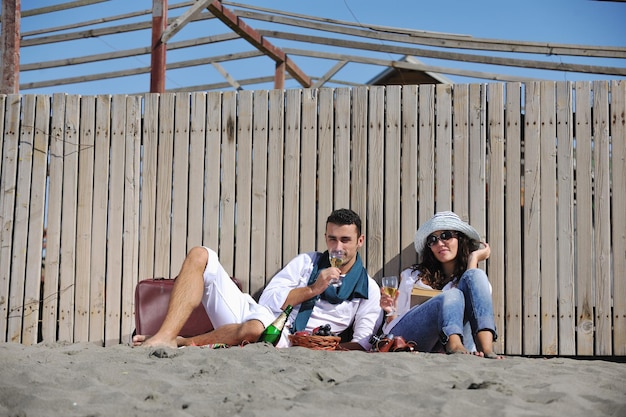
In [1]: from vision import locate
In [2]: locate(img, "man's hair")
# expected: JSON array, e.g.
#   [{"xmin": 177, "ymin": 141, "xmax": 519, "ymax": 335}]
[{"xmin": 326, "ymin": 208, "xmax": 362, "ymax": 235}]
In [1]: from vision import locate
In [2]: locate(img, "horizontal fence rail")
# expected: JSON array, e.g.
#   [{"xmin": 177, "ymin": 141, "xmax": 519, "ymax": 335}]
[{"xmin": 0, "ymin": 81, "xmax": 624, "ymax": 356}]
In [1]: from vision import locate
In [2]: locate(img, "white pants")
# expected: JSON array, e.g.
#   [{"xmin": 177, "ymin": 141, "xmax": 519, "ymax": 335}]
[{"xmin": 201, "ymin": 247, "xmax": 275, "ymax": 329}]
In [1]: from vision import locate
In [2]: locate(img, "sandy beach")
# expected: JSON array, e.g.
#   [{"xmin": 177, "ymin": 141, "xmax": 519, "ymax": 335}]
[{"xmin": 1, "ymin": 341, "xmax": 625, "ymax": 417}]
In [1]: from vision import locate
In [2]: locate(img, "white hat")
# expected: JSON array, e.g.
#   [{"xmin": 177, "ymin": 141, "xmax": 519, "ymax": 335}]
[{"xmin": 414, "ymin": 211, "xmax": 481, "ymax": 254}]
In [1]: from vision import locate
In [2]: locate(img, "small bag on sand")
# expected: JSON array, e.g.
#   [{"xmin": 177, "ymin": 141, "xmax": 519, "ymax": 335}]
[{"xmin": 370, "ymin": 334, "xmax": 418, "ymax": 352}]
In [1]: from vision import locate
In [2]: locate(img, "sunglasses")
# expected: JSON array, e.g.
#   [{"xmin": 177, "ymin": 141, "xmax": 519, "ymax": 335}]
[{"xmin": 426, "ymin": 231, "xmax": 458, "ymax": 247}]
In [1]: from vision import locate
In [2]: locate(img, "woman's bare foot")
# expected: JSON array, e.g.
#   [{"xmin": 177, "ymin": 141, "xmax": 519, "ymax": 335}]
[
  {"xmin": 482, "ymin": 351, "xmax": 504, "ymax": 359},
  {"xmin": 475, "ymin": 330, "xmax": 504, "ymax": 359},
  {"xmin": 445, "ymin": 334, "xmax": 470, "ymax": 354}
]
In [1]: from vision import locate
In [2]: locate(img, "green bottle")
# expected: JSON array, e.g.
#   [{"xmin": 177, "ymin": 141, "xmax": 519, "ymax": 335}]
[{"xmin": 257, "ymin": 305, "xmax": 293, "ymax": 346}]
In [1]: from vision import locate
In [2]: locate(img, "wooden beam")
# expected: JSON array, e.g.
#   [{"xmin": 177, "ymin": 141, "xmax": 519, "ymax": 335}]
[
  {"xmin": 206, "ymin": 0, "xmax": 311, "ymax": 88},
  {"xmin": 150, "ymin": 0, "xmax": 167, "ymax": 93},
  {"xmin": 274, "ymin": 61, "xmax": 285, "ymax": 90},
  {"xmin": 20, "ymin": 34, "xmax": 246, "ymax": 71},
  {"xmin": 20, "ymin": 50, "xmax": 265, "ymax": 90},
  {"xmin": 1, "ymin": 0, "xmax": 20, "ymax": 94},
  {"xmin": 211, "ymin": 62, "xmax": 242, "ymax": 90},
  {"xmin": 21, "ymin": 0, "xmax": 106, "ymax": 17},
  {"xmin": 234, "ymin": 7, "xmax": 626, "ymax": 59},
  {"xmin": 283, "ymin": 47, "xmax": 544, "ymax": 83},
  {"xmin": 266, "ymin": 30, "xmax": 626, "ymax": 77},
  {"xmin": 161, "ymin": 0, "xmax": 211, "ymax": 43},
  {"xmin": 312, "ymin": 60, "xmax": 348, "ymax": 88}
]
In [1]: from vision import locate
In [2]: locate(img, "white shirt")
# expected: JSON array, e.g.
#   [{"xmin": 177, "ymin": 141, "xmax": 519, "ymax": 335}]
[{"xmin": 259, "ymin": 252, "xmax": 382, "ymax": 350}]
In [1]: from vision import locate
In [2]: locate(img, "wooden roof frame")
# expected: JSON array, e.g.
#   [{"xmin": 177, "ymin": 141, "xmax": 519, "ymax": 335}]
[
  {"xmin": 153, "ymin": 0, "xmax": 311, "ymax": 92},
  {"xmin": 8, "ymin": 0, "xmax": 626, "ymax": 94}
]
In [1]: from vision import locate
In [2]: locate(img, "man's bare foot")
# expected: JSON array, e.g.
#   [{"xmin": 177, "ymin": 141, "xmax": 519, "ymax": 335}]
[{"xmin": 132, "ymin": 334, "xmax": 178, "ymax": 349}]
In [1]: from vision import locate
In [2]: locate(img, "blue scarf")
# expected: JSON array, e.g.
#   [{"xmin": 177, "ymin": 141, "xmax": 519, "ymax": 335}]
[{"xmin": 292, "ymin": 251, "xmax": 369, "ymax": 332}]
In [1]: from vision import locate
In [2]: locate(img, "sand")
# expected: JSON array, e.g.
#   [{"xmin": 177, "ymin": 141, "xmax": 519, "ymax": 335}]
[{"xmin": 1, "ymin": 341, "xmax": 625, "ymax": 417}]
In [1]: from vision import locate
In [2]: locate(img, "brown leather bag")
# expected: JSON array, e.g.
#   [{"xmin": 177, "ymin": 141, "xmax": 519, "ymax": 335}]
[
  {"xmin": 134, "ymin": 276, "xmax": 242, "ymax": 338},
  {"xmin": 372, "ymin": 335, "xmax": 418, "ymax": 352}
]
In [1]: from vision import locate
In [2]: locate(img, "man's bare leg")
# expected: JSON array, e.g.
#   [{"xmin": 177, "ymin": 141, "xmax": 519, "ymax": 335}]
[
  {"xmin": 179, "ymin": 320, "xmax": 265, "ymax": 347},
  {"xmin": 133, "ymin": 247, "xmax": 208, "ymax": 348}
]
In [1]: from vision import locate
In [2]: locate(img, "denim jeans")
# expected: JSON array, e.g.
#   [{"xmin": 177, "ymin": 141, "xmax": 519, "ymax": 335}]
[{"xmin": 387, "ymin": 268, "xmax": 497, "ymax": 352}]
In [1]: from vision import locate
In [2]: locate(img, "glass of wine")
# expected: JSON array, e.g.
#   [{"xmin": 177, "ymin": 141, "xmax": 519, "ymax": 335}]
[
  {"xmin": 328, "ymin": 250, "xmax": 345, "ymax": 284},
  {"xmin": 381, "ymin": 276, "xmax": 399, "ymax": 315}
]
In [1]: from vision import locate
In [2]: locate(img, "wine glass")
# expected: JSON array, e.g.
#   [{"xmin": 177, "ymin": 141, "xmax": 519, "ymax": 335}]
[
  {"xmin": 329, "ymin": 249, "xmax": 345, "ymax": 268},
  {"xmin": 381, "ymin": 276, "xmax": 399, "ymax": 315},
  {"xmin": 328, "ymin": 250, "xmax": 345, "ymax": 284}
]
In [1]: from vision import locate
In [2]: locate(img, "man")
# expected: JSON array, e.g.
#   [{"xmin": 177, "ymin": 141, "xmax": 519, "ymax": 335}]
[{"xmin": 133, "ymin": 209, "xmax": 382, "ymax": 351}]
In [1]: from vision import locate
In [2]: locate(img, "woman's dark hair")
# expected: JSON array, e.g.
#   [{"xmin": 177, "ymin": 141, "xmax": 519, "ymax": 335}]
[{"xmin": 411, "ymin": 232, "xmax": 478, "ymax": 290}]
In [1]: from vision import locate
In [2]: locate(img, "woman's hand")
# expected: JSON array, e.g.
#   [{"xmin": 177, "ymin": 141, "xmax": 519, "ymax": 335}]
[
  {"xmin": 379, "ymin": 288, "xmax": 399, "ymax": 317},
  {"xmin": 468, "ymin": 241, "xmax": 491, "ymax": 269}
]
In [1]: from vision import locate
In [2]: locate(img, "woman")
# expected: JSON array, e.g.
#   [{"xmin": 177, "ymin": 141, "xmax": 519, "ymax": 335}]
[{"xmin": 380, "ymin": 211, "xmax": 502, "ymax": 358}]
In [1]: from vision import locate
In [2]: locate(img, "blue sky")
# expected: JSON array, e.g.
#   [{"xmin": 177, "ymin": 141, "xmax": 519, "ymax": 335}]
[{"xmin": 20, "ymin": 0, "xmax": 626, "ymax": 95}]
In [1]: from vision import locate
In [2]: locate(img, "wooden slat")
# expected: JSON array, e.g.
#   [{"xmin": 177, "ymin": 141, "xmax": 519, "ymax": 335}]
[
  {"xmin": 121, "ymin": 95, "xmax": 142, "ymax": 342},
  {"xmin": 203, "ymin": 92, "xmax": 222, "ymax": 251},
  {"xmin": 417, "ymin": 85, "xmax": 435, "ymax": 227},
  {"xmin": 299, "ymin": 89, "xmax": 317, "ymax": 252},
  {"xmin": 435, "ymin": 84, "xmax": 453, "ymax": 211},
  {"xmin": 58, "ymin": 95, "xmax": 80, "ymax": 342},
  {"xmin": 486, "ymin": 83, "xmax": 505, "ymax": 355},
  {"xmin": 555, "ymin": 82, "xmax": 576, "ymax": 355},
  {"xmin": 154, "ymin": 93, "xmax": 175, "ymax": 277},
  {"xmin": 42, "ymin": 94, "xmax": 65, "ymax": 342},
  {"xmin": 250, "ymin": 90, "xmax": 269, "ymax": 297},
  {"xmin": 0, "ymin": 95, "xmax": 5, "ymax": 179},
  {"xmin": 105, "ymin": 94, "xmax": 126, "ymax": 346},
  {"xmin": 74, "ymin": 95, "xmax": 96, "ymax": 342},
  {"xmin": 539, "ymin": 81, "xmax": 558, "ymax": 355},
  {"xmin": 282, "ymin": 89, "xmax": 301, "ymax": 262},
  {"xmin": 592, "ymin": 80, "xmax": 612, "ymax": 355},
  {"xmin": 468, "ymin": 84, "xmax": 486, "ymax": 242},
  {"xmin": 366, "ymin": 86, "xmax": 384, "ymax": 279},
  {"xmin": 219, "ymin": 91, "xmax": 237, "ymax": 274},
  {"xmin": 452, "ymin": 84, "xmax": 469, "ymax": 219},
  {"xmin": 138, "ymin": 94, "xmax": 159, "ymax": 281},
  {"xmin": 7, "ymin": 95, "xmax": 35, "ymax": 343},
  {"xmin": 334, "ymin": 88, "xmax": 351, "ymax": 210},
  {"xmin": 89, "ymin": 95, "xmax": 111, "ymax": 344},
  {"xmin": 523, "ymin": 82, "xmax": 541, "ymax": 355},
  {"xmin": 384, "ymin": 86, "xmax": 401, "ymax": 276},
  {"xmin": 234, "ymin": 90, "xmax": 253, "ymax": 291},
  {"xmin": 187, "ymin": 92, "xmax": 207, "ymax": 249},
  {"xmin": 23, "ymin": 95, "xmax": 49, "ymax": 345},
  {"xmin": 504, "ymin": 83, "xmax": 523, "ymax": 355},
  {"xmin": 574, "ymin": 82, "xmax": 595, "ymax": 355},
  {"xmin": 265, "ymin": 90, "xmax": 285, "ymax": 280},
  {"xmin": 171, "ymin": 93, "xmax": 191, "ymax": 272},
  {"xmin": 400, "ymin": 85, "xmax": 419, "ymax": 270},
  {"xmin": 350, "ymin": 87, "xmax": 368, "ymax": 258},
  {"xmin": 611, "ymin": 80, "xmax": 626, "ymax": 355},
  {"xmin": 0, "ymin": 95, "xmax": 20, "ymax": 342},
  {"xmin": 23, "ymin": 96, "xmax": 48, "ymax": 345},
  {"xmin": 316, "ymin": 88, "xmax": 334, "ymax": 248}
]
